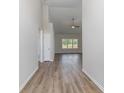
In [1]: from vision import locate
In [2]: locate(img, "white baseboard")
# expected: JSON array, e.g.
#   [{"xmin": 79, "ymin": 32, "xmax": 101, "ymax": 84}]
[
  {"xmin": 43, "ymin": 55, "xmax": 55, "ymax": 62},
  {"xmin": 43, "ymin": 60, "xmax": 54, "ymax": 62},
  {"xmin": 19, "ymin": 66, "xmax": 38, "ymax": 92},
  {"xmin": 82, "ymin": 69, "xmax": 104, "ymax": 92},
  {"xmin": 40, "ymin": 61, "xmax": 44, "ymax": 63},
  {"xmin": 55, "ymin": 52, "xmax": 82, "ymax": 54}
]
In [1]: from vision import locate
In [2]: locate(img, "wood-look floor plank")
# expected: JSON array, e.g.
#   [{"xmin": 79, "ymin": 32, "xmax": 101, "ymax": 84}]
[{"xmin": 21, "ymin": 54, "xmax": 103, "ymax": 93}]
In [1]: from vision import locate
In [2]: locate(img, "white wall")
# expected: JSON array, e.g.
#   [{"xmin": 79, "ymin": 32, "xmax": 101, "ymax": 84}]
[
  {"xmin": 19, "ymin": 0, "xmax": 43, "ymax": 90},
  {"xmin": 42, "ymin": 2, "xmax": 49, "ymax": 31},
  {"xmin": 82, "ymin": 0, "xmax": 104, "ymax": 91},
  {"xmin": 55, "ymin": 33, "xmax": 82, "ymax": 53}
]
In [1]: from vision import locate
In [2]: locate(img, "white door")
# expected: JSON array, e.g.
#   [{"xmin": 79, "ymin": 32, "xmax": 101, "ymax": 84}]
[
  {"xmin": 43, "ymin": 23, "xmax": 55, "ymax": 62},
  {"xmin": 40, "ymin": 30, "xmax": 43, "ymax": 62},
  {"xmin": 43, "ymin": 31, "xmax": 51, "ymax": 61}
]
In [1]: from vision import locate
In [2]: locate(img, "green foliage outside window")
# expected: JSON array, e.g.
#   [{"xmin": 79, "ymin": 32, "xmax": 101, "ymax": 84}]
[{"xmin": 62, "ymin": 39, "xmax": 78, "ymax": 49}]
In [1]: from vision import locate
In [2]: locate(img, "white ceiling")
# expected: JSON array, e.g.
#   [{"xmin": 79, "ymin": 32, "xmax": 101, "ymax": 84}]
[{"xmin": 47, "ymin": 0, "xmax": 82, "ymax": 34}]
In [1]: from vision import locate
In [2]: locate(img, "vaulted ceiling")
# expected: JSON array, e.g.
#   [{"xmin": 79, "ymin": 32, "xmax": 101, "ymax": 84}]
[{"xmin": 47, "ymin": 0, "xmax": 82, "ymax": 34}]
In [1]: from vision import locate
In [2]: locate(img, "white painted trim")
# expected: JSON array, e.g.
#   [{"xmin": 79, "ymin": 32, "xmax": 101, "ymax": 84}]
[
  {"xmin": 55, "ymin": 52, "xmax": 82, "ymax": 53},
  {"xmin": 43, "ymin": 54, "xmax": 55, "ymax": 62},
  {"xmin": 82, "ymin": 69, "xmax": 104, "ymax": 92},
  {"xmin": 43, "ymin": 60, "xmax": 54, "ymax": 62},
  {"xmin": 40, "ymin": 61, "xmax": 44, "ymax": 63},
  {"xmin": 19, "ymin": 66, "xmax": 38, "ymax": 92}
]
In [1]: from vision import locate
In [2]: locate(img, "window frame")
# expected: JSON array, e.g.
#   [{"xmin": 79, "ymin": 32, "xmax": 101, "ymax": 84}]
[{"xmin": 62, "ymin": 39, "xmax": 78, "ymax": 49}]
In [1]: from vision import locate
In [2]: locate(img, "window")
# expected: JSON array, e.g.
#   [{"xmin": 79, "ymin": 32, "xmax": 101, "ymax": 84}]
[{"xmin": 62, "ymin": 39, "xmax": 78, "ymax": 49}]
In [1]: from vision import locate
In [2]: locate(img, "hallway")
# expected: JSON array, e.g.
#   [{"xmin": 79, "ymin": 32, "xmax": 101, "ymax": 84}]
[{"xmin": 21, "ymin": 54, "xmax": 102, "ymax": 93}]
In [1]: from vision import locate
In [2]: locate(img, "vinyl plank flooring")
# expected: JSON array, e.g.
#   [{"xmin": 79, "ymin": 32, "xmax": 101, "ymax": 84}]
[{"xmin": 21, "ymin": 54, "xmax": 103, "ymax": 93}]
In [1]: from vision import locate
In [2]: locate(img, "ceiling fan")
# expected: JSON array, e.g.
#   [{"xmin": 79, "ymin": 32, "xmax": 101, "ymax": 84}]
[{"xmin": 71, "ymin": 17, "xmax": 80, "ymax": 29}]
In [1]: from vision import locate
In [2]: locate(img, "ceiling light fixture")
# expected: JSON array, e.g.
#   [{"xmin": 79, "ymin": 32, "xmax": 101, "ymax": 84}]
[
  {"xmin": 72, "ymin": 25, "xmax": 75, "ymax": 29},
  {"xmin": 71, "ymin": 17, "xmax": 80, "ymax": 29}
]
